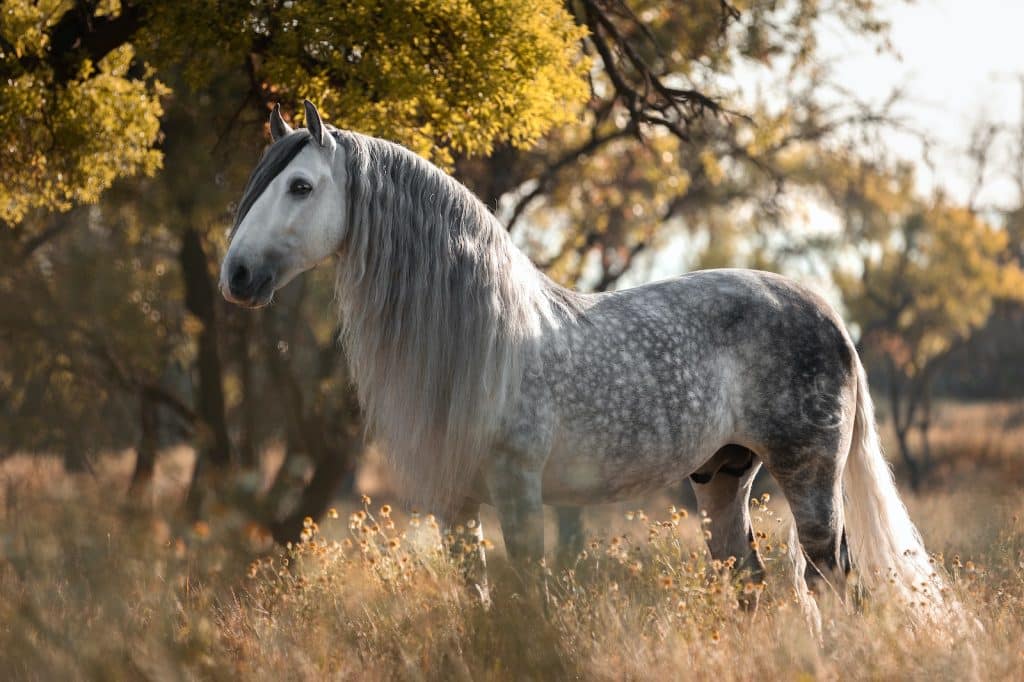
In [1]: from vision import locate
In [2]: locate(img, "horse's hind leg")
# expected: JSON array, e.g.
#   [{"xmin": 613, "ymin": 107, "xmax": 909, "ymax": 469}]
[
  {"xmin": 764, "ymin": 446, "xmax": 851, "ymax": 601},
  {"xmin": 690, "ymin": 445, "xmax": 766, "ymax": 606},
  {"xmin": 555, "ymin": 506, "xmax": 585, "ymax": 565}
]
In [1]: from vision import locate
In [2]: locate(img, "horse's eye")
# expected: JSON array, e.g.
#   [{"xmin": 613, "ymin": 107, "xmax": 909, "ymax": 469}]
[{"xmin": 289, "ymin": 179, "xmax": 312, "ymax": 196}]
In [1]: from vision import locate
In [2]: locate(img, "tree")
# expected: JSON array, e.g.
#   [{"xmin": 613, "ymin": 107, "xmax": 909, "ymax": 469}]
[
  {"xmin": 814, "ymin": 154, "xmax": 1024, "ymax": 487},
  {"xmin": 460, "ymin": 0, "xmax": 900, "ymax": 292},
  {"xmin": 0, "ymin": 0, "xmax": 915, "ymax": 538},
  {"xmin": 0, "ymin": 0, "xmax": 594, "ymax": 539}
]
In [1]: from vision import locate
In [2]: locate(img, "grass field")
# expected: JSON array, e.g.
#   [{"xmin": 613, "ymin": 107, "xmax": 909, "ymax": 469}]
[{"xmin": 2, "ymin": 401, "xmax": 1024, "ymax": 680}]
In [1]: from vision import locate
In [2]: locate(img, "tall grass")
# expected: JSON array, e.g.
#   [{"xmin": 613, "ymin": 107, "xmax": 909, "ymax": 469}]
[{"xmin": 2, "ymin": 403, "xmax": 1023, "ymax": 680}]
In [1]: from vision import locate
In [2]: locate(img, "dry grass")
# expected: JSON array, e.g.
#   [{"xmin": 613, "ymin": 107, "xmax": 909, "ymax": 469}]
[{"xmin": 2, "ymin": 402, "xmax": 1024, "ymax": 680}]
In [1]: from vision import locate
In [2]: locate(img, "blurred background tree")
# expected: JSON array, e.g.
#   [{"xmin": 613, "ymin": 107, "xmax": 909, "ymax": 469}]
[
  {"xmin": 804, "ymin": 153, "xmax": 1024, "ymax": 487},
  {"xmin": 2, "ymin": 0, "xmax": 1019, "ymax": 537}
]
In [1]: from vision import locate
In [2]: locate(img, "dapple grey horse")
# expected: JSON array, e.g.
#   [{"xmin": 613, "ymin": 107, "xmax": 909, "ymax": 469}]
[{"xmin": 221, "ymin": 102, "xmax": 947, "ymax": 620}]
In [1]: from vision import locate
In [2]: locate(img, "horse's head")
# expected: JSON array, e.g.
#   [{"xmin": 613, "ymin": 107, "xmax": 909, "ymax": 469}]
[{"xmin": 220, "ymin": 101, "xmax": 346, "ymax": 307}]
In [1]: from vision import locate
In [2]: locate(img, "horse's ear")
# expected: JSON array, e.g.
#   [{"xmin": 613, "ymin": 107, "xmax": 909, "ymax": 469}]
[
  {"xmin": 269, "ymin": 103, "xmax": 293, "ymax": 142},
  {"xmin": 304, "ymin": 99, "xmax": 327, "ymax": 147}
]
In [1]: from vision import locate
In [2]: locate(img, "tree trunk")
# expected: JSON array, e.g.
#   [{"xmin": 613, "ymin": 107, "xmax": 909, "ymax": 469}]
[
  {"xmin": 894, "ymin": 425, "xmax": 921, "ymax": 492},
  {"xmin": 180, "ymin": 226, "xmax": 232, "ymax": 516},
  {"xmin": 260, "ymin": 307, "xmax": 361, "ymax": 543},
  {"xmin": 453, "ymin": 145, "xmax": 521, "ymax": 212},
  {"xmin": 62, "ymin": 443, "xmax": 92, "ymax": 474},
  {"xmin": 886, "ymin": 359, "xmax": 921, "ymax": 491},
  {"xmin": 918, "ymin": 392, "xmax": 933, "ymax": 471},
  {"xmin": 268, "ymin": 428, "xmax": 360, "ymax": 545},
  {"xmin": 130, "ymin": 389, "xmax": 159, "ymax": 500},
  {"xmin": 234, "ymin": 311, "xmax": 258, "ymax": 469}
]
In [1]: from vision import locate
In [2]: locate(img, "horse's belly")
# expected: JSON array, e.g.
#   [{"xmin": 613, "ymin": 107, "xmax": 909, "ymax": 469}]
[{"xmin": 540, "ymin": 437, "xmax": 705, "ymax": 505}]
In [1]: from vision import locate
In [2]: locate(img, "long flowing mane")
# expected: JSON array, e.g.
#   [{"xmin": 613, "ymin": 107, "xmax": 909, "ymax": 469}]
[{"xmin": 332, "ymin": 131, "xmax": 583, "ymax": 513}]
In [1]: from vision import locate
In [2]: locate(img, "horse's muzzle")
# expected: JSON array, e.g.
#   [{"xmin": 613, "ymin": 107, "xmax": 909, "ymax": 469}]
[{"xmin": 222, "ymin": 258, "xmax": 276, "ymax": 308}]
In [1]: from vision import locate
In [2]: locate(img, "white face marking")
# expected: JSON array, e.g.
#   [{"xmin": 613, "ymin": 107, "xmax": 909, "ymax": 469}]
[{"xmin": 220, "ymin": 140, "xmax": 348, "ymax": 307}]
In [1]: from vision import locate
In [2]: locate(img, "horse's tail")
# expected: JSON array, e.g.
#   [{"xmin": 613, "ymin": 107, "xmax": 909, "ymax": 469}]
[{"xmin": 842, "ymin": 356, "xmax": 950, "ymax": 617}]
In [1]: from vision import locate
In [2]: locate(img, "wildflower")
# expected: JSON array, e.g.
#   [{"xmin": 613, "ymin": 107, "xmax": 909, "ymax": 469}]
[
  {"xmin": 380, "ymin": 504, "xmax": 392, "ymax": 517},
  {"xmin": 362, "ymin": 494, "xmax": 372, "ymax": 506},
  {"xmin": 192, "ymin": 520, "xmax": 211, "ymax": 539},
  {"xmin": 661, "ymin": 575, "xmax": 674, "ymax": 589},
  {"xmin": 327, "ymin": 508, "xmax": 339, "ymax": 519},
  {"xmin": 303, "ymin": 516, "xmax": 314, "ymax": 529}
]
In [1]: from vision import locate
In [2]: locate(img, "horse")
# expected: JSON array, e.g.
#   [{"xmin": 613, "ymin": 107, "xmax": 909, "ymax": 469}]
[{"xmin": 220, "ymin": 101, "xmax": 948, "ymax": 620}]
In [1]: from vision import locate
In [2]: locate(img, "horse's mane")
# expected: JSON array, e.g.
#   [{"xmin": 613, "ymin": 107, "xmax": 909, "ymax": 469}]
[{"xmin": 332, "ymin": 131, "xmax": 584, "ymax": 513}]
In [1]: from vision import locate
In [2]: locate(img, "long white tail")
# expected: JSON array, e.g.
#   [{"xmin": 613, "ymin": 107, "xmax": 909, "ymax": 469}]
[{"xmin": 843, "ymin": 358, "xmax": 948, "ymax": 615}]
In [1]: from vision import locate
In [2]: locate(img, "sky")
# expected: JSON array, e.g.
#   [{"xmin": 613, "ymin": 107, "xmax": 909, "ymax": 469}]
[{"xmin": 822, "ymin": 0, "xmax": 1024, "ymax": 208}]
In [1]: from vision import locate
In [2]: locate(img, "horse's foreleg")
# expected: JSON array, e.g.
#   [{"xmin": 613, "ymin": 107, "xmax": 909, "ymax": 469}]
[
  {"xmin": 483, "ymin": 459, "xmax": 545, "ymax": 564},
  {"xmin": 448, "ymin": 497, "xmax": 490, "ymax": 605},
  {"xmin": 555, "ymin": 506, "xmax": 585, "ymax": 566}
]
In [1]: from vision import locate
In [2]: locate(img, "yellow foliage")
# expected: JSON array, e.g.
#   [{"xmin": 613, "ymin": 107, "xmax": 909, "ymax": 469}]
[
  {"xmin": 836, "ymin": 184, "xmax": 1024, "ymax": 374},
  {"xmin": 145, "ymin": 0, "xmax": 589, "ymax": 167},
  {"xmin": 0, "ymin": 2, "xmax": 165, "ymax": 224},
  {"xmin": 1, "ymin": 0, "xmax": 588, "ymax": 224}
]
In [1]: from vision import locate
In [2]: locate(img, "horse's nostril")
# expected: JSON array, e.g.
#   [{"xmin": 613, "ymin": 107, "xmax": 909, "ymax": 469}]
[{"xmin": 230, "ymin": 263, "xmax": 251, "ymax": 289}]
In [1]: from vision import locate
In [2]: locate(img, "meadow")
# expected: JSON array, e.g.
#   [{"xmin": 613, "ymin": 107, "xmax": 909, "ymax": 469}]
[{"xmin": 2, "ymin": 401, "xmax": 1023, "ymax": 681}]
